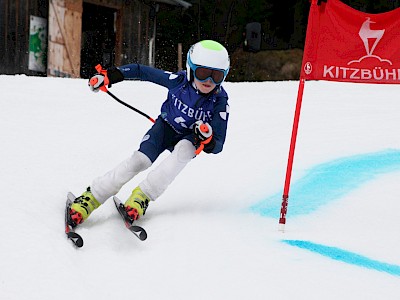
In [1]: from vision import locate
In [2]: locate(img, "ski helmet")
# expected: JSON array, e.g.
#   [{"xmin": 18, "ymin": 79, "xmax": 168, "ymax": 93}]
[{"xmin": 186, "ymin": 40, "xmax": 230, "ymax": 85}]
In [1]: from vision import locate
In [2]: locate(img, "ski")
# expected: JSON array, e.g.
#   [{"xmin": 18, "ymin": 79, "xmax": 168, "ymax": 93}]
[
  {"xmin": 65, "ymin": 192, "xmax": 84, "ymax": 248},
  {"xmin": 113, "ymin": 196, "xmax": 147, "ymax": 241}
]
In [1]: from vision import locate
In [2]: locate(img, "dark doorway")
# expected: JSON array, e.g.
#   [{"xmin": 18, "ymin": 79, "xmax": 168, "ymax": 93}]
[{"xmin": 80, "ymin": 2, "xmax": 116, "ymax": 78}]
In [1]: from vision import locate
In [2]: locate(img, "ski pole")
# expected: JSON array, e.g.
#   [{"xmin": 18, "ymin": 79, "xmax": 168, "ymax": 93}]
[
  {"xmin": 92, "ymin": 64, "xmax": 155, "ymax": 123},
  {"xmin": 105, "ymin": 90, "xmax": 155, "ymax": 123}
]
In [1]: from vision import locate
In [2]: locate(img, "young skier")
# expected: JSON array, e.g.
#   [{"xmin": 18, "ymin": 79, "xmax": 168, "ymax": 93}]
[{"xmin": 68, "ymin": 40, "xmax": 230, "ymax": 226}]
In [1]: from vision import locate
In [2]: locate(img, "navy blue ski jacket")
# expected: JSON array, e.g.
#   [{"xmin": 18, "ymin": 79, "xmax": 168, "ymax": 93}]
[{"xmin": 117, "ymin": 64, "xmax": 230, "ymax": 154}]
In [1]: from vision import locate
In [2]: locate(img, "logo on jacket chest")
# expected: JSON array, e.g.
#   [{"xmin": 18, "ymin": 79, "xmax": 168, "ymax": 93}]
[{"xmin": 171, "ymin": 93, "xmax": 212, "ymax": 123}]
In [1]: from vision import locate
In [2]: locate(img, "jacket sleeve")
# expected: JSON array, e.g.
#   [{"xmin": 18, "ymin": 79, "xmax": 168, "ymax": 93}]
[
  {"xmin": 208, "ymin": 96, "xmax": 230, "ymax": 154},
  {"xmin": 116, "ymin": 63, "xmax": 184, "ymax": 89}
]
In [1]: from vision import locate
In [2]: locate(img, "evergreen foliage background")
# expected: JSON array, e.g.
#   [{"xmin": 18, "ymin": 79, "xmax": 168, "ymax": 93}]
[{"xmin": 154, "ymin": 0, "xmax": 400, "ymax": 81}]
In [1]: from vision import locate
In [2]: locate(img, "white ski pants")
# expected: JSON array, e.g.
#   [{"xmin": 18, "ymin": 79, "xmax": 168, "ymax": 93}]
[{"xmin": 91, "ymin": 139, "xmax": 196, "ymax": 204}]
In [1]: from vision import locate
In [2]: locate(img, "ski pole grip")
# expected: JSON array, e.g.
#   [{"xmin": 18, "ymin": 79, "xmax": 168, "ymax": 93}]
[
  {"xmin": 195, "ymin": 144, "xmax": 205, "ymax": 155},
  {"xmin": 89, "ymin": 76, "xmax": 99, "ymax": 86},
  {"xmin": 95, "ymin": 64, "xmax": 105, "ymax": 74},
  {"xmin": 94, "ymin": 64, "xmax": 109, "ymax": 92},
  {"xmin": 194, "ymin": 135, "xmax": 213, "ymax": 155}
]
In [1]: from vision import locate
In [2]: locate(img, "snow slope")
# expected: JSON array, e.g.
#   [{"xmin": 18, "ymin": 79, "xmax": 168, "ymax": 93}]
[{"xmin": 0, "ymin": 75, "xmax": 399, "ymax": 300}]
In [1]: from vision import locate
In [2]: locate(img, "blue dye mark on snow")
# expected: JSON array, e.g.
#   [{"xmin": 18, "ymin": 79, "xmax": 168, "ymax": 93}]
[
  {"xmin": 282, "ymin": 240, "xmax": 400, "ymax": 277},
  {"xmin": 251, "ymin": 149, "xmax": 400, "ymax": 218}
]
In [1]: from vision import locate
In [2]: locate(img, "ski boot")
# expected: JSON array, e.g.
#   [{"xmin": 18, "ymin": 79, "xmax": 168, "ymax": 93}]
[
  {"xmin": 69, "ymin": 187, "xmax": 100, "ymax": 226},
  {"xmin": 124, "ymin": 186, "xmax": 150, "ymax": 221}
]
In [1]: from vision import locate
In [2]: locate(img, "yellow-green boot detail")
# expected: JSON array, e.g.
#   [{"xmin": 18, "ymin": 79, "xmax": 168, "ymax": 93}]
[
  {"xmin": 70, "ymin": 187, "xmax": 100, "ymax": 225},
  {"xmin": 124, "ymin": 186, "xmax": 150, "ymax": 221}
]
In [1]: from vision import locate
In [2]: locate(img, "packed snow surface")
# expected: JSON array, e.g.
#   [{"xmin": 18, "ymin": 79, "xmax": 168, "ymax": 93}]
[{"xmin": 1, "ymin": 75, "xmax": 399, "ymax": 299}]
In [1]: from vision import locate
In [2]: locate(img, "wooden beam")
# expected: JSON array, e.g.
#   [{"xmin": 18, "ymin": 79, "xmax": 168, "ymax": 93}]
[
  {"xmin": 83, "ymin": 0, "xmax": 123, "ymax": 10},
  {"xmin": 50, "ymin": 0, "xmax": 77, "ymax": 76},
  {"xmin": 66, "ymin": 0, "xmax": 83, "ymax": 12},
  {"xmin": 49, "ymin": 0, "xmax": 82, "ymax": 77}
]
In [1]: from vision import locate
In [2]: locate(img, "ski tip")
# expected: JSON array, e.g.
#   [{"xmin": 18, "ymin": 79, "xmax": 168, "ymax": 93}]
[
  {"xmin": 75, "ymin": 239, "xmax": 84, "ymax": 248},
  {"xmin": 140, "ymin": 232, "xmax": 147, "ymax": 241},
  {"xmin": 113, "ymin": 196, "xmax": 148, "ymax": 241},
  {"xmin": 67, "ymin": 232, "xmax": 84, "ymax": 248},
  {"xmin": 131, "ymin": 226, "xmax": 147, "ymax": 241}
]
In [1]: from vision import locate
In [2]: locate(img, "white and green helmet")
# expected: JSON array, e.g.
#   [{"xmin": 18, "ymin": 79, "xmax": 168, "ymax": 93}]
[{"xmin": 186, "ymin": 40, "xmax": 230, "ymax": 85}]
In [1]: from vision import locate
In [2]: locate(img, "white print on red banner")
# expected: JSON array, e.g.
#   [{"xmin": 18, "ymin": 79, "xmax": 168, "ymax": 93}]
[
  {"xmin": 323, "ymin": 66, "xmax": 400, "ymax": 81},
  {"xmin": 304, "ymin": 62, "xmax": 312, "ymax": 75},
  {"xmin": 348, "ymin": 17, "xmax": 392, "ymax": 66},
  {"xmin": 323, "ymin": 17, "xmax": 399, "ymax": 82}
]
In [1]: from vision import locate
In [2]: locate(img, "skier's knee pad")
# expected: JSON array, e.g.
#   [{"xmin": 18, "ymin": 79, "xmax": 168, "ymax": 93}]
[
  {"xmin": 129, "ymin": 151, "xmax": 152, "ymax": 172},
  {"xmin": 174, "ymin": 139, "xmax": 196, "ymax": 163}
]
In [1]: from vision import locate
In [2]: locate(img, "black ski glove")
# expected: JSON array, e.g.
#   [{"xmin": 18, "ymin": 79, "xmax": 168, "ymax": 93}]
[
  {"xmin": 88, "ymin": 66, "xmax": 124, "ymax": 92},
  {"xmin": 106, "ymin": 66, "xmax": 124, "ymax": 85}
]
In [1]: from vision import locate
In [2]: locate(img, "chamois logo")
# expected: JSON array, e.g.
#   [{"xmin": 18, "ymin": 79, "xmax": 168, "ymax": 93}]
[
  {"xmin": 348, "ymin": 17, "xmax": 392, "ymax": 65},
  {"xmin": 304, "ymin": 62, "xmax": 312, "ymax": 75}
]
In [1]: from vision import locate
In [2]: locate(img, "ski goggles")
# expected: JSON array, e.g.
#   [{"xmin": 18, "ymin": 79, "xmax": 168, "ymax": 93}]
[{"xmin": 188, "ymin": 59, "xmax": 228, "ymax": 85}]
